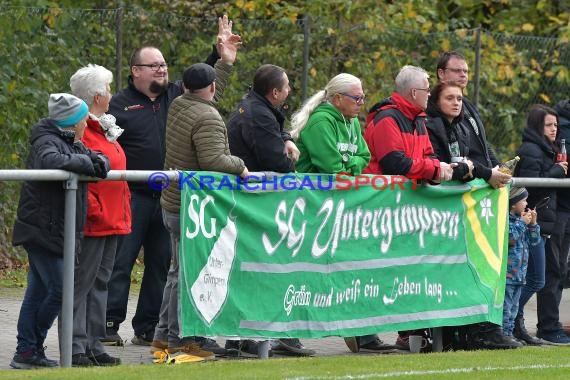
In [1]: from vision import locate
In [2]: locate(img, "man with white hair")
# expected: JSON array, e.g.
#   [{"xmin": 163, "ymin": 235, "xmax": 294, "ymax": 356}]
[
  {"xmin": 354, "ymin": 65, "xmax": 453, "ymax": 352},
  {"xmin": 363, "ymin": 65, "xmax": 453, "ymax": 182}
]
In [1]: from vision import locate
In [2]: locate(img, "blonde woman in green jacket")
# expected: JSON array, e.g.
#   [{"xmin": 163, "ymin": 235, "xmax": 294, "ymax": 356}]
[
  {"xmin": 291, "ymin": 74, "xmax": 394, "ymax": 354},
  {"xmin": 291, "ymin": 73, "xmax": 370, "ymax": 175}
]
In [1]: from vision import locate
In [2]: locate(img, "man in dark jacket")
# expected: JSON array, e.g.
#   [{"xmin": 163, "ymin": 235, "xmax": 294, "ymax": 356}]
[
  {"xmin": 11, "ymin": 93, "xmax": 108, "ymax": 369},
  {"xmin": 435, "ymin": 51, "xmax": 519, "ymax": 350},
  {"xmin": 226, "ymin": 64, "xmax": 315, "ymax": 357},
  {"xmin": 226, "ymin": 64, "xmax": 298, "ymax": 173},
  {"xmin": 104, "ymin": 26, "xmax": 224, "ymax": 351}
]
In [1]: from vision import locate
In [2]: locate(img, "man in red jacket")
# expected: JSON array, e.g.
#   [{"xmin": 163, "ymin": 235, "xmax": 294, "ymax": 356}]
[
  {"xmin": 343, "ymin": 65, "xmax": 453, "ymax": 353},
  {"xmin": 363, "ymin": 65, "xmax": 453, "ymax": 182}
]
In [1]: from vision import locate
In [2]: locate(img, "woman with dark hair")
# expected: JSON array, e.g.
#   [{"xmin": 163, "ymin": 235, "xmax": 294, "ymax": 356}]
[
  {"xmin": 426, "ymin": 81, "xmax": 474, "ymax": 181},
  {"xmin": 514, "ymin": 104, "xmax": 569, "ymax": 345},
  {"xmin": 424, "ymin": 81, "xmax": 525, "ymax": 350}
]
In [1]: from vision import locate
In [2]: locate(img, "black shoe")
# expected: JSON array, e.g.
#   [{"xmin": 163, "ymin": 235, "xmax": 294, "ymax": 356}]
[
  {"xmin": 89, "ymin": 352, "xmax": 121, "ymax": 366},
  {"xmin": 195, "ymin": 337, "xmax": 227, "ymax": 356},
  {"xmin": 536, "ymin": 329, "xmax": 570, "ymax": 345},
  {"xmin": 10, "ymin": 349, "xmax": 59, "ymax": 369},
  {"xmin": 513, "ymin": 316, "xmax": 543, "ymax": 346},
  {"xmin": 469, "ymin": 328, "xmax": 522, "ymax": 349},
  {"xmin": 359, "ymin": 336, "xmax": 397, "ymax": 351},
  {"xmin": 224, "ymin": 339, "xmax": 264, "ymax": 358},
  {"xmin": 131, "ymin": 330, "xmax": 154, "ymax": 346},
  {"xmin": 36, "ymin": 346, "xmax": 59, "ymax": 367},
  {"xmin": 72, "ymin": 353, "xmax": 93, "ymax": 367},
  {"xmin": 271, "ymin": 338, "xmax": 316, "ymax": 356},
  {"xmin": 100, "ymin": 322, "xmax": 124, "ymax": 346}
]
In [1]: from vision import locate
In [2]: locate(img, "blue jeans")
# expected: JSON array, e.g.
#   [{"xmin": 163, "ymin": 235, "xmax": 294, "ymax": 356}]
[
  {"xmin": 517, "ymin": 236, "xmax": 546, "ymax": 318},
  {"xmin": 503, "ymin": 284, "xmax": 522, "ymax": 336},
  {"xmin": 16, "ymin": 244, "xmax": 63, "ymax": 353},
  {"xmin": 106, "ymin": 191, "xmax": 171, "ymax": 335}
]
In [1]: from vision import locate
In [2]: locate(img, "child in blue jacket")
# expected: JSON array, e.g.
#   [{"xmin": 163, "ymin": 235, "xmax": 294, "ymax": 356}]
[{"xmin": 504, "ymin": 187, "xmax": 541, "ymax": 338}]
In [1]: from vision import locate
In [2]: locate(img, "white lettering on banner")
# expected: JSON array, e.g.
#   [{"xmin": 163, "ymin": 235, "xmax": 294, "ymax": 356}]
[
  {"xmin": 313, "ymin": 287, "xmax": 333, "ymax": 308},
  {"xmin": 336, "ymin": 279, "xmax": 361, "ymax": 304},
  {"xmin": 382, "ymin": 276, "xmax": 450, "ymax": 305},
  {"xmin": 190, "ymin": 218, "xmax": 237, "ymax": 325},
  {"xmin": 263, "ymin": 196, "xmax": 460, "ymax": 257},
  {"xmin": 284, "ymin": 284, "xmax": 312, "ymax": 316},
  {"xmin": 185, "ymin": 194, "xmax": 217, "ymax": 239},
  {"xmin": 262, "ymin": 198, "xmax": 306, "ymax": 256},
  {"xmin": 282, "ymin": 278, "xmax": 384, "ymax": 316}
]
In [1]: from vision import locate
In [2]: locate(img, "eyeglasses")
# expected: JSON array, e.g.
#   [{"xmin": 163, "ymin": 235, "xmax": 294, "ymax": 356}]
[
  {"xmin": 414, "ymin": 87, "xmax": 431, "ymax": 93},
  {"xmin": 340, "ymin": 92, "xmax": 366, "ymax": 104},
  {"xmin": 134, "ymin": 63, "xmax": 168, "ymax": 71},
  {"xmin": 445, "ymin": 67, "xmax": 468, "ymax": 74}
]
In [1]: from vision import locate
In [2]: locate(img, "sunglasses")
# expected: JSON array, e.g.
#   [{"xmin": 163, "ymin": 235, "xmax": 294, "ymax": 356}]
[{"xmin": 340, "ymin": 92, "xmax": 366, "ymax": 104}]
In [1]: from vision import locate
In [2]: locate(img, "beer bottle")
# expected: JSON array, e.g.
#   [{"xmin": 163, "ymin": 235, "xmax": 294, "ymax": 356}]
[{"xmin": 498, "ymin": 156, "xmax": 520, "ymax": 175}]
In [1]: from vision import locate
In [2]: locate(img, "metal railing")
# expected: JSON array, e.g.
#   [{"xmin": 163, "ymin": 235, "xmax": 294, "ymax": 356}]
[{"xmin": 1, "ymin": 169, "xmax": 569, "ymax": 366}]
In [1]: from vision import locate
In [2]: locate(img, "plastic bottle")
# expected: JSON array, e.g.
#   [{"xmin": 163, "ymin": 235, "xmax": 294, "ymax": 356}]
[
  {"xmin": 557, "ymin": 139, "xmax": 567, "ymax": 162},
  {"xmin": 498, "ymin": 156, "xmax": 520, "ymax": 175}
]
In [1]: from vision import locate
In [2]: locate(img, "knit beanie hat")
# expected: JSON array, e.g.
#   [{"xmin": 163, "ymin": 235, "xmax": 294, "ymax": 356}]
[
  {"xmin": 183, "ymin": 63, "xmax": 216, "ymax": 91},
  {"xmin": 509, "ymin": 186, "xmax": 528, "ymax": 206},
  {"xmin": 48, "ymin": 93, "xmax": 89, "ymax": 128}
]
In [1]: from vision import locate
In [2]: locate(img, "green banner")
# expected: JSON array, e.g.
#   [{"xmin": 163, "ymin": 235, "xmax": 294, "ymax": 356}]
[{"xmin": 179, "ymin": 172, "xmax": 508, "ymax": 339}]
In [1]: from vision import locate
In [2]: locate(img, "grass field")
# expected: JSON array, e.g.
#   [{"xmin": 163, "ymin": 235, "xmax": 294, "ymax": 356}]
[{"xmin": 0, "ymin": 347, "xmax": 569, "ymax": 379}]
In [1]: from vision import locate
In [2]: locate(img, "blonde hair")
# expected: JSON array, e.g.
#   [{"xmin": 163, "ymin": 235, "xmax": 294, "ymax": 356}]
[{"xmin": 291, "ymin": 73, "xmax": 361, "ymax": 139}]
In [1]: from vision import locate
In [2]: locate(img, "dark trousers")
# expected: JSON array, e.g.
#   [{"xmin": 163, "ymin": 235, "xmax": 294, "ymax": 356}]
[
  {"xmin": 16, "ymin": 244, "xmax": 63, "ymax": 353},
  {"xmin": 106, "ymin": 191, "xmax": 171, "ymax": 336},
  {"xmin": 536, "ymin": 211, "xmax": 570, "ymax": 333}
]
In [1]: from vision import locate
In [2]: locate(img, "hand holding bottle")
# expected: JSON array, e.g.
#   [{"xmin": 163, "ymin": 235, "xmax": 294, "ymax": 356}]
[
  {"xmin": 488, "ymin": 165, "xmax": 511, "ymax": 188},
  {"xmin": 556, "ymin": 138, "xmax": 567, "ymax": 163},
  {"xmin": 556, "ymin": 160, "xmax": 568, "ymax": 175}
]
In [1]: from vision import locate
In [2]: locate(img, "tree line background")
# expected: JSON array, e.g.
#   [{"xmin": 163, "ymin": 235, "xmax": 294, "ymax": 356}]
[{"xmin": 1, "ymin": 0, "xmax": 570, "ymax": 263}]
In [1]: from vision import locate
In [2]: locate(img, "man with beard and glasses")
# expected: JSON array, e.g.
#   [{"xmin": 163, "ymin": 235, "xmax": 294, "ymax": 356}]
[{"xmin": 101, "ymin": 16, "xmax": 237, "ymax": 356}]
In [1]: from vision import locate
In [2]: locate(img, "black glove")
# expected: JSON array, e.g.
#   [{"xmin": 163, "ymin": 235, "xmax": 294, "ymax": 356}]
[{"xmin": 90, "ymin": 152, "xmax": 110, "ymax": 179}]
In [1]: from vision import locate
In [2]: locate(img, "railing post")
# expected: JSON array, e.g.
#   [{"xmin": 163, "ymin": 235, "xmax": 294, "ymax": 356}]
[
  {"xmin": 115, "ymin": 7, "xmax": 124, "ymax": 92},
  {"xmin": 301, "ymin": 14, "xmax": 310, "ymax": 102},
  {"xmin": 473, "ymin": 25, "xmax": 482, "ymax": 107},
  {"xmin": 60, "ymin": 173, "xmax": 78, "ymax": 368}
]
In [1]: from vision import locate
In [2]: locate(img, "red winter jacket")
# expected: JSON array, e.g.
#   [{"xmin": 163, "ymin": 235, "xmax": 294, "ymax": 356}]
[
  {"xmin": 82, "ymin": 117, "xmax": 132, "ymax": 236},
  {"xmin": 363, "ymin": 92, "xmax": 440, "ymax": 180}
]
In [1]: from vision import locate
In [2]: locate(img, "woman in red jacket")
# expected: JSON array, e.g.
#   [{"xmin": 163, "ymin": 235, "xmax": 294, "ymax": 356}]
[{"xmin": 68, "ymin": 64, "xmax": 132, "ymax": 366}]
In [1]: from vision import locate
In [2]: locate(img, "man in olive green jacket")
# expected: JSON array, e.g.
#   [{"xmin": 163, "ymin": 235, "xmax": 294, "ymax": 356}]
[{"xmin": 151, "ymin": 34, "xmax": 248, "ymax": 359}]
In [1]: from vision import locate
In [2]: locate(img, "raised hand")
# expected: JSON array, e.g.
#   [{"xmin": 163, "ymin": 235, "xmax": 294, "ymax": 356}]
[
  {"xmin": 218, "ymin": 14, "xmax": 241, "ymax": 44},
  {"xmin": 217, "ymin": 14, "xmax": 242, "ymax": 64}
]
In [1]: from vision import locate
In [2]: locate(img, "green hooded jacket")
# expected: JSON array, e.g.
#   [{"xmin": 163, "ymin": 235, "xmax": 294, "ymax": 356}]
[{"xmin": 295, "ymin": 102, "xmax": 370, "ymax": 174}]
